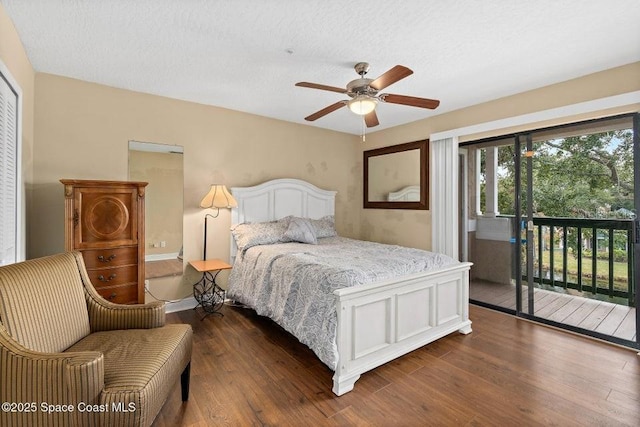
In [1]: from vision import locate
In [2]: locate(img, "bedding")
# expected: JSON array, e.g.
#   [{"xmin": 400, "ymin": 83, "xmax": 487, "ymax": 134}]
[
  {"xmin": 227, "ymin": 236, "xmax": 459, "ymax": 369},
  {"xmin": 230, "ymin": 220, "xmax": 290, "ymax": 250},
  {"xmin": 284, "ymin": 216, "xmax": 318, "ymax": 244},
  {"xmin": 230, "ymin": 215, "xmax": 336, "ymax": 250},
  {"xmin": 307, "ymin": 215, "xmax": 337, "ymax": 238}
]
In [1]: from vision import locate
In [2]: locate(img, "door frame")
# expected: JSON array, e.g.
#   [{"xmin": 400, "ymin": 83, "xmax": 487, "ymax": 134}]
[{"xmin": 634, "ymin": 113, "xmax": 640, "ymax": 347}]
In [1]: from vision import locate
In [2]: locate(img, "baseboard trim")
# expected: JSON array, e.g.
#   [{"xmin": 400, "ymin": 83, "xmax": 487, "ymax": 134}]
[
  {"xmin": 146, "ymin": 252, "xmax": 180, "ymax": 262},
  {"xmin": 165, "ymin": 296, "xmax": 198, "ymax": 313}
]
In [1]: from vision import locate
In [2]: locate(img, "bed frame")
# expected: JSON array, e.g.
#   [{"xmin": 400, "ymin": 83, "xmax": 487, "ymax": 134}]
[{"xmin": 230, "ymin": 178, "xmax": 472, "ymax": 395}]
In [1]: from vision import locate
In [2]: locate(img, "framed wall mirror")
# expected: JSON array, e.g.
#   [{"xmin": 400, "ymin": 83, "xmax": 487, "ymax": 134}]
[
  {"xmin": 128, "ymin": 140, "xmax": 184, "ymax": 278},
  {"xmin": 364, "ymin": 139, "xmax": 429, "ymax": 209}
]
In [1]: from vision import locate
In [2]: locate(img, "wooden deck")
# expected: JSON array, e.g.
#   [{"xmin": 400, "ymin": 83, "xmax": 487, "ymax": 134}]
[{"xmin": 470, "ymin": 280, "xmax": 637, "ymax": 341}]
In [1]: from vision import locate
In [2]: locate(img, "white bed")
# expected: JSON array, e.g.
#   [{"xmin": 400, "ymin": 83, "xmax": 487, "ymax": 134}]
[{"xmin": 229, "ymin": 178, "xmax": 472, "ymax": 396}]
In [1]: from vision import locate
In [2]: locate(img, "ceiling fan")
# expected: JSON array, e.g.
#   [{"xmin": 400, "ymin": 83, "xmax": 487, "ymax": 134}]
[{"xmin": 295, "ymin": 62, "xmax": 440, "ymax": 128}]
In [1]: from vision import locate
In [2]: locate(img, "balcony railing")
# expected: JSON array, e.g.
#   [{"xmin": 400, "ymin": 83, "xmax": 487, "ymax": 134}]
[{"xmin": 524, "ymin": 217, "xmax": 635, "ymax": 307}]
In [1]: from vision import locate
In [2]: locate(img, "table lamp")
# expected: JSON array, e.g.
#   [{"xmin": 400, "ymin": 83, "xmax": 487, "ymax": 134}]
[{"xmin": 199, "ymin": 184, "xmax": 237, "ymax": 260}]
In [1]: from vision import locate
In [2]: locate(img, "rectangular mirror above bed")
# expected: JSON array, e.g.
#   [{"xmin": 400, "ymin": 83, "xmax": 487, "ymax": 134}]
[{"xmin": 363, "ymin": 139, "xmax": 429, "ymax": 210}]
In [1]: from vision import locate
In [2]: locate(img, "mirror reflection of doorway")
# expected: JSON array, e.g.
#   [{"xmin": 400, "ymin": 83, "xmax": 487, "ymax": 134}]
[
  {"xmin": 128, "ymin": 141, "xmax": 184, "ymax": 279},
  {"xmin": 460, "ymin": 114, "xmax": 639, "ymax": 349}
]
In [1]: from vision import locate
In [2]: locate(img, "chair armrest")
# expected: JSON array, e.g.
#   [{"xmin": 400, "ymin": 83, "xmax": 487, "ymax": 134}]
[
  {"xmin": 0, "ymin": 324, "xmax": 104, "ymax": 427},
  {"xmin": 86, "ymin": 294, "xmax": 166, "ymax": 332}
]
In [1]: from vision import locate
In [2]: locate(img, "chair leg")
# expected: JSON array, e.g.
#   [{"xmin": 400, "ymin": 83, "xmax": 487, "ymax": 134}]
[{"xmin": 181, "ymin": 362, "xmax": 191, "ymax": 401}]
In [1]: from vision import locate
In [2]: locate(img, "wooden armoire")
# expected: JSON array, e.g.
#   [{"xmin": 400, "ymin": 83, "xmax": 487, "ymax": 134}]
[{"xmin": 61, "ymin": 179, "xmax": 148, "ymax": 304}]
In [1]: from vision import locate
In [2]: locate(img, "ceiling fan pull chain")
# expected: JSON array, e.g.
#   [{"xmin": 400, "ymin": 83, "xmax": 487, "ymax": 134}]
[{"xmin": 361, "ymin": 118, "xmax": 366, "ymax": 143}]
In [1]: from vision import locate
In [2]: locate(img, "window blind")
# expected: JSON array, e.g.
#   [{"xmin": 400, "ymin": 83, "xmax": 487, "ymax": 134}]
[{"xmin": 0, "ymin": 73, "xmax": 18, "ymax": 266}]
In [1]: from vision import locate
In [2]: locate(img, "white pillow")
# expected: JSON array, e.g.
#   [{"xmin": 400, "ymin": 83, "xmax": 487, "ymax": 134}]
[
  {"xmin": 231, "ymin": 220, "xmax": 289, "ymax": 250},
  {"xmin": 309, "ymin": 215, "xmax": 337, "ymax": 238},
  {"xmin": 284, "ymin": 217, "xmax": 317, "ymax": 244}
]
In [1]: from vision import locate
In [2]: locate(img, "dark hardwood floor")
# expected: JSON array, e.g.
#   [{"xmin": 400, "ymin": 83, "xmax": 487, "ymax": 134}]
[{"xmin": 155, "ymin": 304, "xmax": 640, "ymax": 426}]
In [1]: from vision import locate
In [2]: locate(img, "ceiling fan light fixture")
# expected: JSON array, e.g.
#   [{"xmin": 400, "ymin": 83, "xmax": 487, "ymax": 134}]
[{"xmin": 348, "ymin": 95, "xmax": 377, "ymax": 115}]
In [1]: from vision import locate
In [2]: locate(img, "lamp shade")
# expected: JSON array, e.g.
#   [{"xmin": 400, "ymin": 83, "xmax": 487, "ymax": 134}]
[
  {"xmin": 348, "ymin": 95, "xmax": 377, "ymax": 115},
  {"xmin": 199, "ymin": 184, "xmax": 237, "ymax": 209}
]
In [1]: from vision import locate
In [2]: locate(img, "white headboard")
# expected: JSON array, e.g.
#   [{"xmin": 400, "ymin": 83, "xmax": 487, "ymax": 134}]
[
  {"xmin": 387, "ymin": 185, "xmax": 421, "ymax": 202},
  {"xmin": 229, "ymin": 178, "xmax": 336, "ymax": 261}
]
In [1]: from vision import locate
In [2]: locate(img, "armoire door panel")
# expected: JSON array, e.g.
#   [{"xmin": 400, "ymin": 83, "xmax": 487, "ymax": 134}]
[{"xmin": 75, "ymin": 189, "xmax": 139, "ymax": 249}]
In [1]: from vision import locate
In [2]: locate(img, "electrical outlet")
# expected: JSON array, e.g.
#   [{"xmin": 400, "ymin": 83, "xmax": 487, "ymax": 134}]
[
  {"xmin": 160, "ymin": 241, "xmax": 166, "ymax": 248},
  {"xmin": 144, "ymin": 280, "xmax": 150, "ymax": 292}
]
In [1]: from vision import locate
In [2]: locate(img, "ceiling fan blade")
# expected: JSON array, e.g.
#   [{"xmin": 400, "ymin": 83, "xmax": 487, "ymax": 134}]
[
  {"xmin": 364, "ymin": 110, "xmax": 379, "ymax": 128},
  {"xmin": 380, "ymin": 93, "xmax": 440, "ymax": 109},
  {"xmin": 369, "ymin": 65, "xmax": 413, "ymax": 90},
  {"xmin": 295, "ymin": 82, "xmax": 347, "ymax": 94},
  {"xmin": 304, "ymin": 101, "xmax": 346, "ymax": 121}
]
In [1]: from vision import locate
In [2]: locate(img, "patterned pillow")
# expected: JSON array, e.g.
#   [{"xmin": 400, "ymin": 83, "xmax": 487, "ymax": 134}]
[
  {"xmin": 309, "ymin": 215, "xmax": 337, "ymax": 238},
  {"xmin": 231, "ymin": 220, "xmax": 289, "ymax": 250},
  {"xmin": 284, "ymin": 217, "xmax": 317, "ymax": 244}
]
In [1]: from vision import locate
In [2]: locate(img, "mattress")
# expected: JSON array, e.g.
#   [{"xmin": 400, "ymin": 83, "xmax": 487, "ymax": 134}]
[{"xmin": 227, "ymin": 236, "xmax": 459, "ymax": 369}]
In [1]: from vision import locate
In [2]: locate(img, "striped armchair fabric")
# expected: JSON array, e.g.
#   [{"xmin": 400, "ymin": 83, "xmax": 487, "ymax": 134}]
[{"xmin": 0, "ymin": 252, "xmax": 193, "ymax": 427}]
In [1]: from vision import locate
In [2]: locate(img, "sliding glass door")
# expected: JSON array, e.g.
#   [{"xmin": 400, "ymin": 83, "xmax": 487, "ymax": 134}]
[{"xmin": 464, "ymin": 114, "xmax": 639, "ymax": 349}]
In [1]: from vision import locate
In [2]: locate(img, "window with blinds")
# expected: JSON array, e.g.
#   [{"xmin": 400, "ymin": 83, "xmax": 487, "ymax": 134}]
[{"xmin": 0, "ymin": 71, "xmax": 18, "ymax": 266}]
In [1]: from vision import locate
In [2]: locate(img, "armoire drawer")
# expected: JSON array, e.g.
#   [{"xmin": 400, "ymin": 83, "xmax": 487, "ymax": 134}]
[
  {"xmin": 86, "ymin": 265, "xmax": 138, "ymax": 289},
  {"xmin": 96, "ymin": 283, "xmax": 139, "ymax": 305},
  {"xmin": 82, "ymin": 247, "xmax": 138, "ymax": 269}
]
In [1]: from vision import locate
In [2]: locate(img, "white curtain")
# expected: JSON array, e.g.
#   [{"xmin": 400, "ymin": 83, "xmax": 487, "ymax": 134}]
[{"xmin": 430, "ymin": 137, "xmax": 458, "ymax": 259}]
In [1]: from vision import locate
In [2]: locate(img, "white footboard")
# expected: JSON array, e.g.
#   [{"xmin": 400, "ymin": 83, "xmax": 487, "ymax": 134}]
[{"xmin": 332, "ymin": 262, "xmax": 472, "ymax": 395}]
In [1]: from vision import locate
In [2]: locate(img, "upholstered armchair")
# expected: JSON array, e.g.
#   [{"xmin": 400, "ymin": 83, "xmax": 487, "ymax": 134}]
[{"xmin": 0, "ymin": 252, "xmax": 193, "ymax": 427}]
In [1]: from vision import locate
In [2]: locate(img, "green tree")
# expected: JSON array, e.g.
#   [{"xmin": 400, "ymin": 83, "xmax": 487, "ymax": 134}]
[
  {"xmin": 532, "ymin": 130, "xmax": 633, "ymax": 218},
  {"xmin": 480, "ymin": 129, "xmax": 634, "ymax": 219}
]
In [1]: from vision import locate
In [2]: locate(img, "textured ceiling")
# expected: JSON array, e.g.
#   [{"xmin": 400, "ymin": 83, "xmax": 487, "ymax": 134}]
[{"xmin": 3, "ymin": 0, "xmax": 640, "ymax": 135}]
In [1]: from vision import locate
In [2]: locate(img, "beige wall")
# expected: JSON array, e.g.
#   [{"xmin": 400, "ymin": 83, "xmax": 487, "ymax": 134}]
[
  {"xmin": 361, "ymin": 62, "xmax": 640, "ymax": 251},
  {"xmin": 32, "ymin": 74, "xmax": 360, "ymax": 300},
  {"xmin": 0, "ymin": 4, "xmax": 35, "ymax": 260}
]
